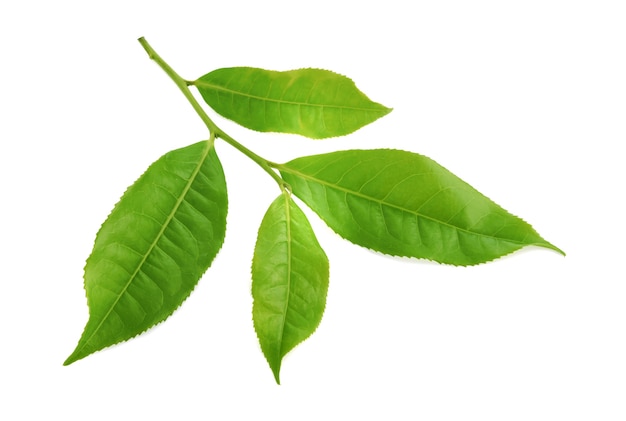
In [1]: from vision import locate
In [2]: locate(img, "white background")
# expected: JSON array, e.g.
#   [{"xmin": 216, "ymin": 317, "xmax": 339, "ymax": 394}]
[{"xmin": 1, "ymin": 1, "xmax": 624, "ymax": 419}]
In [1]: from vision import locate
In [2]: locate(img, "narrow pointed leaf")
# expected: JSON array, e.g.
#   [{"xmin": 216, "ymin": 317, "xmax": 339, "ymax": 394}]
[
  {"xmin": 193, "ymin": 67, "xmax": 391, "ymax": 139},
  {"xmin": 65, "ymin": 140, "xmax": 228, "ymax": 365},
  {"xmin": 252, "ymin": 192, "xmax": 329, "ymax": 383},
  {"xmin": 278, "ymin": 149, "xmax": 563, "ymax": 266}
]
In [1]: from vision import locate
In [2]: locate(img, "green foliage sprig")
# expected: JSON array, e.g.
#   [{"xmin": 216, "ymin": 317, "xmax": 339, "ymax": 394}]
[{"xmin": 64, "ymin": 37, "xmax": 564, "ymax": 383}]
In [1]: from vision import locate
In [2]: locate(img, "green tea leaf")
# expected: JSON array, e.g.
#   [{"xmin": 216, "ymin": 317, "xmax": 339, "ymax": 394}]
[
  {"xmin": 252, "ymin": 192, "xmax": 329, "ymax": 383},
  {"xmin": 193, "ymin": 67, "xmax": 391, "ymax": 139},
  {"xmin": 277, "ymin": 149, "xmax": 563, "ymax": 266},
  {"xmin": 64, "ymin": 140, "xmax": 228, "ymax": 365}
]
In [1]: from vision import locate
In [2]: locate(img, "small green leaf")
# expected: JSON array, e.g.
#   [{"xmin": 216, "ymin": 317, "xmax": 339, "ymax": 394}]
[
  {"xmin": 277, "ymin": 149, "xmax": 563, "ymax": 266},
  {"xmin": 193, "ymin": 67, "xmax": 391, "ymax": 139},
  {"xmin": 252, "ymin": 192, "xmax": 329, "ymax": 384},
  {"xmin": 64, "ymin": 140, "xmax": 228, "ymax": 365}
]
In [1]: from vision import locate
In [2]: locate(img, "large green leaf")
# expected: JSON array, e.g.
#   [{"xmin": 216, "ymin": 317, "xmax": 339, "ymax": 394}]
[
  {"xmin": 252, "ymin": 192, "xmax": 329, "ymax": 384},
  {"xmin": 277, "ymin": 149, "xmax": 563, "ymax": 266},
  {"xmin": 193, "ymin": 67, "xmax": 391, "ymax": 139},
  {"xmin": 64, "ymin": 140, "xmax": 228, "ymax": 365}
]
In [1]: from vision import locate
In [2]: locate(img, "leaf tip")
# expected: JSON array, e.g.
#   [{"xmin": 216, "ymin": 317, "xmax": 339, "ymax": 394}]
[
  {"xmin": 63, "ymin": 353, "xmax": 78, "ymax": 366},
  {"xmin": 63, "ymin": 342, "xmax": 90, "ymax": 366},
  {"xmin": 271, "ymin": 365, "xmax": 282, "ymax": 385},
  {"xmin": 544, "ymin": 242, "xmax": 566, "ymax": 257},
  {"xmin": 63, "ymin": 340, "xmax": 90, "ymax": 366}
]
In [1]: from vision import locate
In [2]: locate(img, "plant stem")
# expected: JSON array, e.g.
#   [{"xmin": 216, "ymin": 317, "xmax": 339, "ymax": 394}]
[
  {"xmin": 137, "ymin": 37, "xmax": 217, "ymax": 133},
  {"xmin": 215, "ymin": 130, "xmax": 289, "ymax": 191},
  {"xmin": 137, "ymin": 37, "xmax": 287, "ymax": 192}
]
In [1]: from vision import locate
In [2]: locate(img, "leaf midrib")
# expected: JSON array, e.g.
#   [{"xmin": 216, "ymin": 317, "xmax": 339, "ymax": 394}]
[
  {"xmin": 194, "ymin": 80, "xmax": 388, "ymax": 113},
  {"xmin": 278, "ymin": 193, "xmax": 292, "ymax": 363},
  {"xmin": 279, "ymin": 165, "xmax": 535, "ymax": 247},
  {"xmin": 80, "ymin": 141, "xmax": 212, "ymax": 353}
]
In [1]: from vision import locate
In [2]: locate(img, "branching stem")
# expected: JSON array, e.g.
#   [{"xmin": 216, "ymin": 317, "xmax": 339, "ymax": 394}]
[{"xmin": 137, "ymin": 37, "xmax": 288, "ymax": 192}]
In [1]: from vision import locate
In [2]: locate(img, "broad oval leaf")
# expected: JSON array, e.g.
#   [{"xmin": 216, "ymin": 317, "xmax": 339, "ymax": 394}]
[
  {"xmin": 64, "ymin": 140, "xmax": 228, "ymax": 365},
  {"xmin": 193, "ymin": 67, "xmax": 391, "ymax": 139},
  {"xmin": 252, "ymin": 192, "xmax": 329, "ymax": 384},
  {"xmin": 277, "ymin": 149, "xmax": 563, "ymax": 266}
]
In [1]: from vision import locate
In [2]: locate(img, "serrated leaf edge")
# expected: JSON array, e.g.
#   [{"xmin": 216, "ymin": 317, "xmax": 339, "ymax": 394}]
[
  {"xmin": 64, "ymin": 140, "xmax": 227, "ymax": 365},
  {"xmin": 251, "ymin": 193, "xmax": 330, "ymax": 383},
  {"xmin": 276, "ymin": 148, "xmax": 564, "ymax": 266}
]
